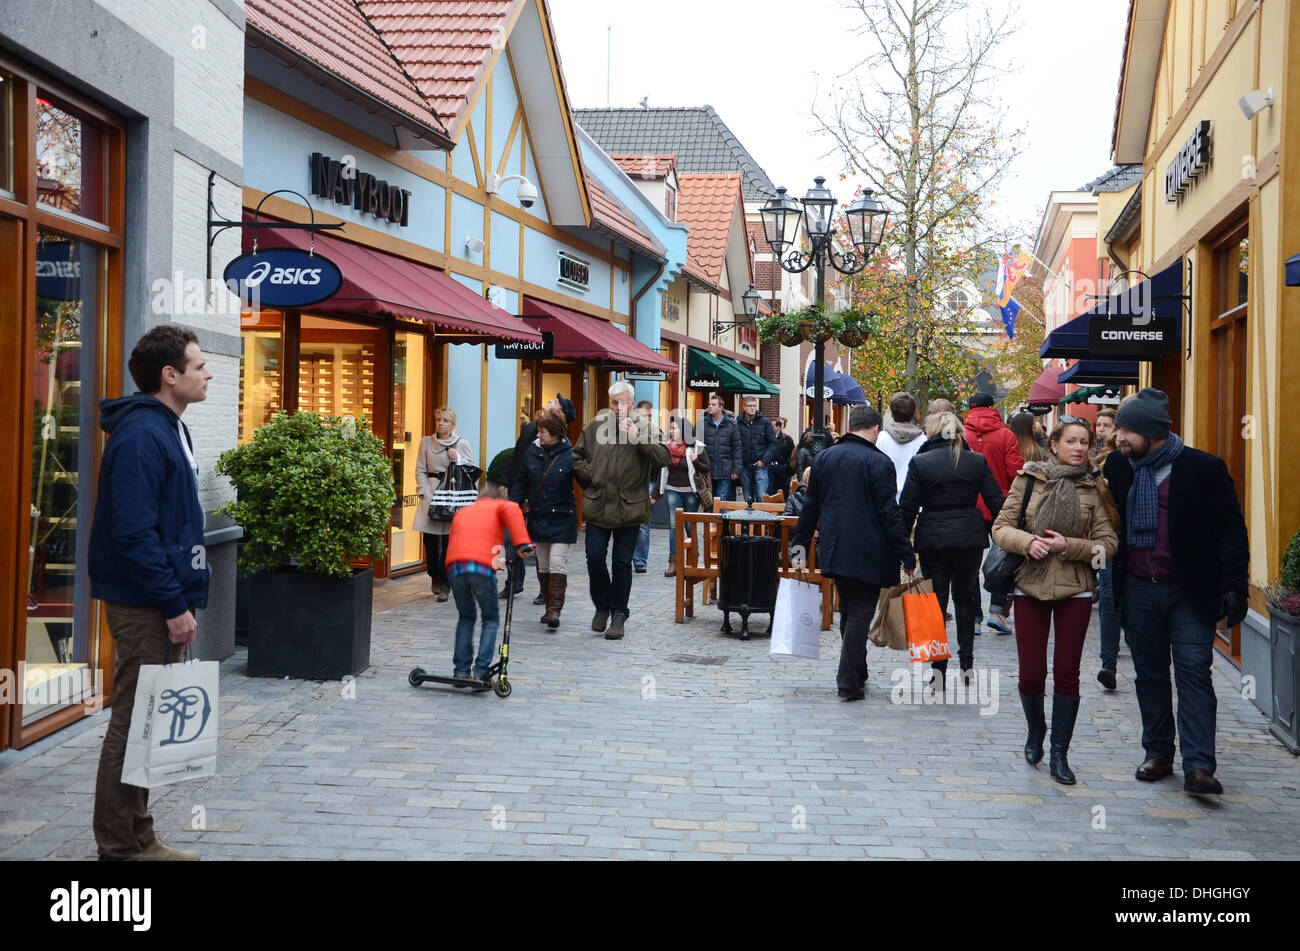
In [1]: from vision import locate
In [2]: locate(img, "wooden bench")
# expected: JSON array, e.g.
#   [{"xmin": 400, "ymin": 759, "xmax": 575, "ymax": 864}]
[{"xmin": 673, "ymin": 510, "xmax": 836, "ymax": 631}]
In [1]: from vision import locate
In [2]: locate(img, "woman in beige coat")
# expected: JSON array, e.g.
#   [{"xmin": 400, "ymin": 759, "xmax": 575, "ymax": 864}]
[
  {"xmin": 993, "ymin": 417, "xmax": 1118, "ymax": 786},
  {"xmin": 415, "ymin": 407, "xmax": 476, "ymax": 601}
]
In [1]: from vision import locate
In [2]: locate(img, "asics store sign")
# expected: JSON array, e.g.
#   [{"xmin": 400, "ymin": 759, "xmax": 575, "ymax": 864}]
[{"xmin": 223, "ymin": 249, "xmax": 343, "ymax": 308}]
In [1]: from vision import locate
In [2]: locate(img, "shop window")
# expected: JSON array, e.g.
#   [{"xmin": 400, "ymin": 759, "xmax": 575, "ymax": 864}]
[
  {"xmin": 238, "ymin": 310, "xmax": 284, "ymax": 445},
  {"xmin": 518, "ymin": 364, "xmax": 535, "ymax": 436},
  {"xmin": 0, "ymin": 73, "xmax": 13, "ymax": 194},
  {"xmin": 25, "ymin": 228, "xmax": 102, "ymax": 724},
  {"xmin": 390, "ymin": 331, "xmax": 426, "ymax": 570},
  {"xmin": 35, "ymin": 94, "xmax": 108, "ymax": 223}
]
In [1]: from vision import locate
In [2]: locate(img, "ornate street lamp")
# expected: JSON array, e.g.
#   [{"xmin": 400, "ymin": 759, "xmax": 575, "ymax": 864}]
[
  {"xmin": 713, "ymin": 283, "xmax": 763, "ymax": 337},
  {"xmin": 760, "ymin": 178, "xmax": 889, "ymax": 451}
]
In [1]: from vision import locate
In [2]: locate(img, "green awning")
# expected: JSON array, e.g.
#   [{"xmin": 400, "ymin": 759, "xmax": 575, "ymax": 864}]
[
  {"xmin": 686, "ymin": 347, "xmax": 779, "ymax": 396},
  {"xmin": 1060, "ymin": 383, "xmax": 1123, "ymax": 406}
]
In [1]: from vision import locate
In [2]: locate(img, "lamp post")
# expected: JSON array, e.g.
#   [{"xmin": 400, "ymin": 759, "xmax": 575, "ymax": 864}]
[{"xmin": 760, "ymin": 178, "xmax": 887, "ymax": 452}]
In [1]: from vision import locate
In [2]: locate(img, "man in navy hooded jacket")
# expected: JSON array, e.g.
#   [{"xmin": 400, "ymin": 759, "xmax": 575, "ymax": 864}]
[{"xmin": 89, "ymin": 325, "xmax": 212, "ymax": 861}]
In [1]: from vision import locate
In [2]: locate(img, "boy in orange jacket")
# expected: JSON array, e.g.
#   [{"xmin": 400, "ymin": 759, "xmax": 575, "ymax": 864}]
[{"xmin": 444, "ymin": 483, "xmax": 534, "ymax": 680}]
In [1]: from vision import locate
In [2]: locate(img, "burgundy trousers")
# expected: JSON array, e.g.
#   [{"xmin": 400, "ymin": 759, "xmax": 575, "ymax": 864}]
[{"xmin": 1013, "ymin": 595, "xmax": 1093, "ymax": 699}]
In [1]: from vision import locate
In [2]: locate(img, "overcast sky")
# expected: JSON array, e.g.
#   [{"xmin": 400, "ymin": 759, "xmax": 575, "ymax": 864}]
[{"xmin": 550, "ymin": 0, "xmax": 1133, "ymax": 240}]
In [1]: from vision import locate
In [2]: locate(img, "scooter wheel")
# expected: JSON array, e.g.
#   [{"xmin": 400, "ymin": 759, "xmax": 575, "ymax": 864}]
[
  {"xmin": 493, "ymin": 677, "xmax": 512, "ymax": 698},
  {"xmin": 408, "ymin": 668, "xmax": 424, "ymax": 687}
]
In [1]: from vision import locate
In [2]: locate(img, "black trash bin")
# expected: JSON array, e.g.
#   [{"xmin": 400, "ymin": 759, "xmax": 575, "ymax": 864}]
[{"xmin": 717, "ymin": 506, "xmax": 785, "ymax": 639}]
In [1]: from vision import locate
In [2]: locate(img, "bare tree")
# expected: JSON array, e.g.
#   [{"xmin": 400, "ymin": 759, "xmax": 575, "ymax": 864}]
[{"xmin": 815, "ymin": 0, "xmax": 1023, "ymax": 395}]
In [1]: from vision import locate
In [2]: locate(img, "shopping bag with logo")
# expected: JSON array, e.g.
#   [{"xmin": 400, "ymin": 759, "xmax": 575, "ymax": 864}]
[
  {"xmin": 902, "ymin": 587, "xmax": 952, "ymax": 664},
  {"xmin": 770, "ymin": 577, "xmax": 821, "ymax": 659},
  {"xmin": 869, "ymin": 575, "xmax": 931, "ymax": 651},
  {"xmin": 120, "ymin": 659, "xmax": 219, "ymax": 789},
  {"xmin": 430, "ymin": 464, "xmax": 482, "ymax": 521}
]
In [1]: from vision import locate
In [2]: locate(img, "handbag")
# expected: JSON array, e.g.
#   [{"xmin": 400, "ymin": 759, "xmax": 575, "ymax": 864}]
[
  {"xmin": 982, "ymin": 477, "xmax": 1035, "ymax": 597},
  {"xmin": 120, "ymin": 657, "xmax": 219, "ymax": 788},
  {"xmin": 770, "ymin": 577, "xmax": 822, "ymax": 659},
  {"xmin": 429, "ymin": 463, "xmax": 482, "ymax": 521},
  {"xmin": 902, "ymin": 587, "xmax": 951, "ymax": 664},
  {"xmin": 869, "ymin": 575, "xmax": 931, "ymax": 650}
]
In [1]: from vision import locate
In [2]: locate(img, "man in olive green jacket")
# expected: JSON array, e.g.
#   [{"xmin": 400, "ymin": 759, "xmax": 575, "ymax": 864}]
[{"xmin": 573, "ymin": 381, "xmax": 670, "ymax": 640}]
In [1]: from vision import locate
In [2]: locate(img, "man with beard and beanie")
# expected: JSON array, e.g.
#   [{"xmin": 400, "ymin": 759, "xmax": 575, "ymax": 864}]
[
  {"xmin": 789, "ymin": 404, "xmax": 916, "ymax": 701},
  {"xmin": 506, "ymin": 394, "xmax": 575, "ymax": 602},
  {"xmin": 876, "ymin": 391, "xmax": 927, "ymax": 501},
  {"xmin": 573, "ymin": 381, "xmax": 670, "ymax": 640},
  {"xmin": 1104, "ymin": 388, "xmax": 1249, "ymax": 795},
  {"xmin": 963, "ymin": 392, "xmax": 1024, "ymax": 635}
]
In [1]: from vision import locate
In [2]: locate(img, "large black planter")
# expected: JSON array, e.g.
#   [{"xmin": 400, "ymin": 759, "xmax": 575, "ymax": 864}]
[
  {"xmin": 247, "ymin": 568, "xmax": 373, "ymax": 680},
  {"xmin": 1269, "ymin": 607, "xmax": 1300, "ymax": 754}
]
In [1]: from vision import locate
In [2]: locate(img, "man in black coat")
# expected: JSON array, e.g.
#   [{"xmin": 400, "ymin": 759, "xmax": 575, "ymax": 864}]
[
  {"xmin": 1103, "ymin": 388, "xmax": 1249, "ymax": 795},
  {"xmin": 736, "ymin": 396, "xmax": 777, "ymax": 502},
  {"xmin": 698, "ymin": 393, "xmax": 742, "ymax": 502},
  {"xmin": 790, "ymin": 405, "xmax": 916, "ymax": 701}
]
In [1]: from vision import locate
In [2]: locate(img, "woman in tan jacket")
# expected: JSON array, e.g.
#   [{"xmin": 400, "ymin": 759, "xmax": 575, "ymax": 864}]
[
  {"xmin": 414, "ymin": 407, "xmax": 476, "ymax": 602},
  {"xmin": 993, "ymin": 417, "xmax": 1118, "ymax": 785}
]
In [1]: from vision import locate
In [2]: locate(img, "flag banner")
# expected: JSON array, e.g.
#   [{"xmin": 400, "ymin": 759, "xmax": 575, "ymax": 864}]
[
  {"xmin": 1000, "ymin": 251, "xmax": 1032, "ymax": 307},
  {"xmin": 1000, "ymin": 298, "xmax": 1020, "ymax": 339}
]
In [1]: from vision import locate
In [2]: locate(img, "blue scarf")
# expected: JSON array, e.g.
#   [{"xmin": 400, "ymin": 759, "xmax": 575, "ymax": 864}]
[{"xmin": 1126, "ymin": 432, "xmax": 1184, "ymax": 549}]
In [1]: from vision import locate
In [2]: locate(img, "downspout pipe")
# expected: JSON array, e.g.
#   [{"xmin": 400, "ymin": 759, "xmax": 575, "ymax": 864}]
[{"xmin": 630, "ymin": 260, "xmax": 666, "ymax": 338}]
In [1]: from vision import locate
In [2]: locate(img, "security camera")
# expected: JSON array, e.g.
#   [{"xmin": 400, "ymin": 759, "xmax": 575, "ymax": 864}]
[
  {"xmin": 517, "ymin": 179, "xmax": 538, "ymax": 209},
  {"xmin": 1239, "ymin": 86, "xmax": 1274, "ymax": 120}
]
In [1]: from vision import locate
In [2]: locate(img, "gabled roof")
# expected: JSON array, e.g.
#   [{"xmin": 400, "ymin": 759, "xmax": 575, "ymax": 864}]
[
  {"xmin": 245, "ymin": 0, "xmax": 452, "ymax": 146},
  {"xmin": 1081, "ymin": 164, "xmax": 1142, "ymax": 194},
  {"xmin": 584, "ymin": 176, "xmax": 667, "ymax": 263},
  {"xmin": 1111, "ymin": 0, "xmax": 1169, "ymax": 164},
  {"xmin": 576, "ymin": 107, "xmax": 775, "ymax": 202},
  {"xmin": 611, "ymin": 154, "xmax": 678, "ymax": 180},
  {"xmin": 677, "ymin": 173, "xmax": 744, "ymax": 288},
  {"xmin": 356, "ymin": 0, "xmax": 521, "ymax": 137}
]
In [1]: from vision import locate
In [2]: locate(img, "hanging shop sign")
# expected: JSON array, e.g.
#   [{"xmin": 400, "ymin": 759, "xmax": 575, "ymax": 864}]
[
  {"xmin": 494, "ymin": 332, "xmax": 554, "ymax": 360},
  {"xmin": 624, "ymin": 370, "xmax": 668, "ymax": 381},
  {"xmin": 557, "ymin": 251, "xmax": 590, "ymax": 292},
  {"xmin": 223, "ymin": 248, "xmax": 343, "ymax": 308},
  {"xmin": 1089, "ymin": 317, "xmax": 1180, "ymax": 357},
  {"xmin": 310, "ymin": 153, "xmax": 412, "ymax": 226},
  {"xmin": 1164, "ymin": 121, "xmax": 1211, "ymax": 204},
  {"xmin": 804, "ymin": 385, "xmax": 834, "ymax": 400}
]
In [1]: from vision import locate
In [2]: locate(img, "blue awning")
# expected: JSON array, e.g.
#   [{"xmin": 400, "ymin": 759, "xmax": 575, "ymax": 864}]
[
  {"xmin": 805, "ymin": 363, "xmax": 866, "ymax": 405},
  {"xmin": 1058, "ymin": 360, "xmax": 1139, "ymax": 384},
  {"xmin": 1041, "ymin": 259, "xmax": 1183, "ymax": 359}
]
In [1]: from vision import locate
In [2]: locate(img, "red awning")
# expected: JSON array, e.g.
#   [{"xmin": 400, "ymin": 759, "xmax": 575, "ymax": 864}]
[
  {"xmin": 243, "ymin": 216, "xmax": 541, "ymax": 344},
  {"xmin": 1028, "ymin": 365, "xmax": 1068, "ymax": 404},
  {"xmin": 521, "ymin": 297, "xmax": 676, "ymax": 373}
]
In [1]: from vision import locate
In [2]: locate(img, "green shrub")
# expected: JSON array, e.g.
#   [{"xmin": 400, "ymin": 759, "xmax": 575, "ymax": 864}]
[
  {"xmin": 216, "ymin": 412, "xmax": 395, "ymax": 578},
  {"xmin": 1282, "ymin": 527, "xmax": 1300, "ymax": 593},
  {"xmin": 487, "ymin": 448, "xmax": 514, "ymax": 487}
]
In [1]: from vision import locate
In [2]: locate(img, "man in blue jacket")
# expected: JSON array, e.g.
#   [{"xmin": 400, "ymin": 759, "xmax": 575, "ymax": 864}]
[
  {"xmin": 1103, "ymin": 388, "xmax": 1249, "ymax": 795},
  {"xmin": 790, "ymin": 405, "xmax": 916, "ymax": 701},
  {"xmin": 89, "ymin": 325, "xmax": 212, "ymax": 861},
  {"xmin": 736, "ymin": 396, "xmax": 777, "ymax": 502},
  {"xmin": 698, "ymin": 393, "xmax": 741, "ymax": 502}
]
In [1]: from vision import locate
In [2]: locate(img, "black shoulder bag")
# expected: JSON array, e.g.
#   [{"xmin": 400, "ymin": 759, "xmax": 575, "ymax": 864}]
[{"xmin": 982, "ymin": 476, "xmax": 1035, "ymax": 597}]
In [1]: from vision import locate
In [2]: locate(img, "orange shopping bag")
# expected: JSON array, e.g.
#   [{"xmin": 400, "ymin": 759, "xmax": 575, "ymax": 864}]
[{"xmin": 902, "ymin": 586, "xmax": 952, "ymax": 664}]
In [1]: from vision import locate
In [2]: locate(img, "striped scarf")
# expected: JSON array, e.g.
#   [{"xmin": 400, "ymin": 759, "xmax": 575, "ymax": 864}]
[{"xmin": 1126, "ymin": 432, "xmax": 1184, "ymax": 549}]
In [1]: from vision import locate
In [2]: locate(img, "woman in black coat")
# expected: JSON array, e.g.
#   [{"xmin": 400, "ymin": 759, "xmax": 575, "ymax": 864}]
[
  {"xmin": 899, "ymin": 412, "xmax": 1006, "ymax": 685},
  {"xmin": 510, "ymin": 413, "xmax": 577, "ymax": 629}
]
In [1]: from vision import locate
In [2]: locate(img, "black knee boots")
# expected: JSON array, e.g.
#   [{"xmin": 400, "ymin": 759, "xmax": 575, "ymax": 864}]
[
  {"xmin": 1019, "ymin": 691, "xmax": 1046, "ymax": 766},
  {"xmin": 1049, "ymin": 694, "xmax": 1080, "ymax": 785}
]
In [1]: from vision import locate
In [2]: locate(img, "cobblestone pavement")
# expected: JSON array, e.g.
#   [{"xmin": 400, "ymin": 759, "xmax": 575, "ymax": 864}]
[{"xmin": 2, "ymin": 530, "xmax": 1299, "ymax": 861}]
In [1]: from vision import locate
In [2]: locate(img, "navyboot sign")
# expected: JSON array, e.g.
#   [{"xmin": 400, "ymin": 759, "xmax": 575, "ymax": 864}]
[{"xmin": 310, "ymin": 152, "xmax": 412, "ymax": 227}]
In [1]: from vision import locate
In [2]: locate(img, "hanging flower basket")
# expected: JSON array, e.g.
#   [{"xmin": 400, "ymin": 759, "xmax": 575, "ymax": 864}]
[{"xmin": 836, "ymin": 309, "xmax": 877, "ymax": 348}]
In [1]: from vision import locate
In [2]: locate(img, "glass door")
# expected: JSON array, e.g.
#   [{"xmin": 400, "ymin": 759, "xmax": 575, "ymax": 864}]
[{"xmin": 390, "ymin": 330, "xmax": 426, "ymax": 570}]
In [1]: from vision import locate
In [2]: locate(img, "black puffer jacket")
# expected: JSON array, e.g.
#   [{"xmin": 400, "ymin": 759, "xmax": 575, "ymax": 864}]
[
  {"xmin": 509, "ymin": 437, "xmax": 578, "ymax": 543},
  {"xmin": 736, "ymin": 410, "xmax": 777, "ymax": 466},
  {"xmin": 698, "ymin": 412, "xmax": 742, "ymax": 481},
  {"xmin": 899, "ymin": 436, "xmax": 1005, "ymax": 551}
]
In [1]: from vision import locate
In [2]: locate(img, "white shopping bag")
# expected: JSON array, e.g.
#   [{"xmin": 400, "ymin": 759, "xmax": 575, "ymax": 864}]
[
  {"xmin": 121, "ymin": 660, "xmax": 219, "ymax": 789},
  {"xmin": 769, "ymin": 578, "xmax": 822, "ymax": 660}
]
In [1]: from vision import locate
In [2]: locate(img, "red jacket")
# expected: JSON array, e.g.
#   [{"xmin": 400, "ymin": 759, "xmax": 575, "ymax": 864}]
[
  {"xmin": 963, "ymin": 407, "xmax": 1024, "ymax": 522},
  {"xmin": 445, "ymin": 498, "xmax": 531, "ymax": 569}
]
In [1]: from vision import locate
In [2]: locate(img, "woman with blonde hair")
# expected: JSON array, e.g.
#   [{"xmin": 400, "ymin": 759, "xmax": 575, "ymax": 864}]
[
  {"xmin": 899, "ymin": 412, "xmax": 1005, "ymax": 687},
  {"xmin": 993, "ymin": 416, "xmax": 1118, "ymax": 785},
  {"xmin": 415, "ymin": 407, "xmax": 477, "ymax": 601}
]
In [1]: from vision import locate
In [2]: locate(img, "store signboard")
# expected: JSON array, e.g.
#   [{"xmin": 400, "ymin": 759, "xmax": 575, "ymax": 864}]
[
  {"xmin": 557, "ymin": 251, "xmax": 590, "ymax": 292},
  {"xmin": 688, "ymin": 376, "xmax": 722, "ymax": 390},
  {"xmin": 624, "ymin": 371, "xmax": 667, "ymax": 381},
  {"xmin": 494, "ymin": 332, "xmax": 553, "ymax": 360},
  {"xmin": 310, "ymin": 152, "xmax": 412, "ymax": 226},
  {"xmin": 223, "ymin": 249, "xmax": 343, "ymax": 308},
  {"xmin": 1164, "ymin": 121, "xmax": 1211, "ymax": 204},
  {"xmin": 1089, "ymin": 317, "xmax": 1180, "ymax": 357}
]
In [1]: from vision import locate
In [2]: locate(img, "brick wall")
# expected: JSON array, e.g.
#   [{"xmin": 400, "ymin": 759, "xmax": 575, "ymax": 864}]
[{"xmin": 759, "ymin": 343, "xmax": 782, "ymax": 419}]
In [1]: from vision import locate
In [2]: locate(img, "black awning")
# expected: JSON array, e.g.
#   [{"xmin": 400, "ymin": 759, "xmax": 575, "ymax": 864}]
[{"xmin": 1041, "ymin": 259, "xmax": 1183, "ymax": 360}]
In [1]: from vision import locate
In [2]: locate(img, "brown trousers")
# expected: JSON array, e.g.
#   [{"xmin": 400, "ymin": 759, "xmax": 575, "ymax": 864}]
[{"xmin": 93, "ymin": 603, "xmax": 184, "ymax": 860}]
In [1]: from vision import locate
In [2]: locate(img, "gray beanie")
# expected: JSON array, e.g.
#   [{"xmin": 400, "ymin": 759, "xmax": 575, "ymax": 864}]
[{"xmin": 1115, "ymin": 388, "xmax": 1172, "ymax": 439}]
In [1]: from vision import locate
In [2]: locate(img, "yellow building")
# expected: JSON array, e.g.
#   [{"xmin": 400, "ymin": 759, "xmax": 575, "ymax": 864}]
[{"xmin": 1107, "ymin": 0, "xmax": 1299, "ymax": 685}]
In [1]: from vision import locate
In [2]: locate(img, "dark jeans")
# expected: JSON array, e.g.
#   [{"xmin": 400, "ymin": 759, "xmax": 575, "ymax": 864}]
[
  {"xmin": 450, "ymin": 572, "xmax": 500, "ymax": 677},
  {"xmin": 423, "ymin": 531, "xmax": 450, "ymax": 586},
  {"xmin": 834, "ymin": 577, "xmax": 881, "ymax": 691},
  {"xmin": 920, "ymin": 548, "xmax": 983, "ymax": 672},
  {"xmin": 1098, "ymin": 564, "xmax": 1121, "ymax": 670},
  {"xmin": 712, "ymin": 478, "xmax": 734, "ymax": 502},
  {"xmin": 1123, "ymin": 578, "xmax": 1218, "ymax": 774},
  {"xmin": 585, "ymin": 524, "xmax": 640, "ymax": 615},
  {"xmin": 739, "ymin": 466, "xmax": 769, "ymax": 502},
  {"xmin": 95, "ymin": 603, "xmax": 184, "ymax": 860}
]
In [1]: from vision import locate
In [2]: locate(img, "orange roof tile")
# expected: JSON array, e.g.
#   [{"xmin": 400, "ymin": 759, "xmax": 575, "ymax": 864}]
[
  {"xmin": 356, "ymin": 1, "xmax": 518, "ymax": 130},
  {"xmin": 584, "ymin": 176, "xmax": 666, "ymax": 262},
  {"xmin": 610, "ymin": 154, "xmax": 677, "ymax": 180},
  {"xmin": 676, "ymin": 173, "xmax": 744, "ymax": 288},
  {"xmin": 245, "ymin": 0, "xmax": 449, "ymax": 140}
]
